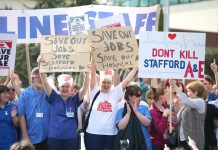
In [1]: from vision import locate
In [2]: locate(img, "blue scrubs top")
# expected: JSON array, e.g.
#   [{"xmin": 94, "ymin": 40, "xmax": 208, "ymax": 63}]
[
  {"xmin": 0, "ymin": 103, "xmax": 17, "ymax": 150},
  {"xmin": 46, "ymin": 90, "xmax": 82, "ymax": 139},
  {"xmin": 18, "ymin": 86, "xmax": 50, "ymax": 144}
]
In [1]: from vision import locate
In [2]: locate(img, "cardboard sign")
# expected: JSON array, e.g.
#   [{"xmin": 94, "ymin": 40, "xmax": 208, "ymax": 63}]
[
  {"xmin": 39, "ymin": 35, "xmax": 90, "ymax": 73},
  {"xmin": 138, "ymin": 31, "xmax": 206, "ymax": 80},
  {"xmin": 0, "ymin": 34, "xmax": 17, "ymax": 76},
  {"xmin": 88, "ymin": 27, "xmax": 138, "ymax": 71}
]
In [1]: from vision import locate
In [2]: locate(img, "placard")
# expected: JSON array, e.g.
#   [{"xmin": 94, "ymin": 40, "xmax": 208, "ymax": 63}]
[
  {"xmin": 138, "ymin": 31, "xmax": 206, "ymax": 79},
  {"xmin": 88, "ymin": 27, "xmax": 138, "ymax": 71},
  {"xmin": 39, "ymin": 35, "xmax": 90, "ymax": 72},
  {"xmin": 0, "ymin": 34, "xmax": 17, "ymax": 76}
]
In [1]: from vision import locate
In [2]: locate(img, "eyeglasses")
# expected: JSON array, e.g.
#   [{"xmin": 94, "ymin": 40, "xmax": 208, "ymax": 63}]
[{"xmin": 102, "ymin": 81, "xmax": 112, "ymax": 84}]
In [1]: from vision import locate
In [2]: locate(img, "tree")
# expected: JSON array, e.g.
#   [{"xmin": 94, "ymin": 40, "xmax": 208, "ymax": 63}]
[{"xmin": 34, "ymin": 0, "xmax": 96, "ymax": 8}]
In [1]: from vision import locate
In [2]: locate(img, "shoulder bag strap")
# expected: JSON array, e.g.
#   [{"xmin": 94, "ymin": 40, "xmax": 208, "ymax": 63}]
[{"xmin": 83, "ymin": 90, "xmax": 100, "ymax": 131}]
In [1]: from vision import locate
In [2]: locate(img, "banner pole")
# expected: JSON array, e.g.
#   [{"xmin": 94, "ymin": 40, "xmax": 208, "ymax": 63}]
[
  {"xmin": 163, "ymin": 0, "xmax": 169, "ymax": 32},
  {"xmin": 25, "ymin": 44, "xmax": 32, "ymax": 86}
]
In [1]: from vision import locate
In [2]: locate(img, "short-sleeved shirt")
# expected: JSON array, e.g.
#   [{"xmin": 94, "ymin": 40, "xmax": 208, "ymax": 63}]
[
  {"xmin": 18, "ymin": 86, "xmax": 50, "ymax": 144},
  {"xmin": 86, "ymin": 83, "xmax": 123, "ymax": 135},
  {"xmin": 116, "ymin": 101, "xmax": 152, "ymax": 150},
  {"xmin": 46, "ymin": 90, "xmax": 81, "ymax": 139},
  {"xmin": 208, "ymin": 91, "xmax": 217, "ymax": 102},
  {"xmin": 0, "ymin": 103, "xmax": 17, "ymax": 150}
]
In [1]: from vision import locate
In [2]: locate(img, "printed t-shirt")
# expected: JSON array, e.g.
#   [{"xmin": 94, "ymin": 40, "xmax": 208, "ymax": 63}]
[{"xmin": 86, "ymin": 83, "xmax": 123, "ymax": 135}]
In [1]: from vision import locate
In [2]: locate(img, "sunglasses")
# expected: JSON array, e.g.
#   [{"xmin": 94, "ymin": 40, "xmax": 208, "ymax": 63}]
[
  {"xmin": 9, "ymin": 88, "xmax": 15, "ymax": 92},
  {"xmin": 135, "ymin": 93, "xmax": 142, "ymax": 97}
]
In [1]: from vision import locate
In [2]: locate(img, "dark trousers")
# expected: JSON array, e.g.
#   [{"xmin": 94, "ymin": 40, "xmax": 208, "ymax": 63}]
[
  {"xmin": 152, "ymin": 145, "xmax": 164, "ymax": 150},
  {"xmin": 85, "ymin": 133, "xmax": 116, "ymax": 150},
  {"xmin": 47, "ymin": 138, "xmax": 78, "ymax": 150},
  {"xmin": 33, "ymin": 139, "xmax": 47, "ymax": 150}
]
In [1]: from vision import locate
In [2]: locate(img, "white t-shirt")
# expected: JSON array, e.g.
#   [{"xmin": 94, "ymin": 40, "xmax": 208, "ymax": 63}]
[{"xmin": 86, "ymin": 83, "xmax": 123, "ymax": 135}]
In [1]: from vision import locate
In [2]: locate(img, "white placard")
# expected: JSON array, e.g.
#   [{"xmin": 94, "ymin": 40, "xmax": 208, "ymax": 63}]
[
  {"xmin": 0, "ymin": 34, "xmax": 17, "ymax": 76},
  {"xmin": 138, "ymin": 31, "xmax": 206, "ymax": 80}
]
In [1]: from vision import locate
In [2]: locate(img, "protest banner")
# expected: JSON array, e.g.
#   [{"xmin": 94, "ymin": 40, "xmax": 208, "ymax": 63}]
[
  {"xmin": 67, "ymin": 15, "xmax": 89, "ymax": 35},
  {"xmin": 138, "ymin": 31, "xmax": 206, "ymax": 80},
  {"xmin": 0, "ymin": 5, "xmax": 160, "ymax": 43},
  {"xmin": 95, "ymin": 14, "xmax": 126, "ymax": 28},
  {"xmin": 0, "ymin": 34, "xmax": 17, "ymax": 76},
  {"xmin": 88, "ymin": 26, "xmax": 138, "ymax": 71},
  {"xmin": 39, "ymin": 34, "xmax": 90, "ymax": 73}
]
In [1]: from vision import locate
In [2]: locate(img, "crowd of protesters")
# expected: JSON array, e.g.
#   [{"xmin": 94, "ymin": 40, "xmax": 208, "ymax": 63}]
[{"xmin": 0, "ymin": 53, "xmax": 218, "ymax": 150}]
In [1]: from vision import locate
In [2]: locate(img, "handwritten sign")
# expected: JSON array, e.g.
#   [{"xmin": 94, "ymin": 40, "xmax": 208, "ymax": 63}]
[
  {"xmin": 67, "ymin": 15, "xmax": 89, "ymax": 35},
  {"xmin": 95, "ymin": 14, "xmax": 126, "ymax": 28},
  {"xmin": 0, "ymin": 34, "xmax": 17, "ymax": 76},
  {"xmin": 138, "ymin": 31, "xmax": 206, "ymax": 80},
  {"xmin": 39, "ymin": 35, "xmax": 90, "ymax": 73},
  {"xmin": 88, "ymin": 27, "xmax": 138, "ymax": 71}
]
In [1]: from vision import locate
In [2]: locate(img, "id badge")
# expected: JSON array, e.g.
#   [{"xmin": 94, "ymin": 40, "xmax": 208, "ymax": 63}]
[
  {"xmin": 66, "ymin": 112, "xmax": 74, "ymax": 118},
  {"xmin": 36, "ymin": 112, "xmax": 43, "ymax": 118}
]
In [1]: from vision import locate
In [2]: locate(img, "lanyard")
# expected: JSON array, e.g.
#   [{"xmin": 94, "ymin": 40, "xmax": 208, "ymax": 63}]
[
  {"xmin": 62, "ymin": 96, "xmax": 73, "ymax": 113},
  {"xmin": 32, "ymin": 87, "xmax": 44, "ymax": 112}
]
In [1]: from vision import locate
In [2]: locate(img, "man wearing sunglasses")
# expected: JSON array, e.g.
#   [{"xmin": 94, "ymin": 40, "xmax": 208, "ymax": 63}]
[{"xmin": 7, "ymin": 83, "xmax": 17, "ymax": 105}]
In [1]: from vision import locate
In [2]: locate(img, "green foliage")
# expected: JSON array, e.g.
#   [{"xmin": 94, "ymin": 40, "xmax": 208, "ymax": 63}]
[
  {"xmin": 34, "ymin": 0, "xmax": 96, "ymax": 8},
  {"xmin": 15, "ymin": 44, "xmax": 40, "ymax": 87}
]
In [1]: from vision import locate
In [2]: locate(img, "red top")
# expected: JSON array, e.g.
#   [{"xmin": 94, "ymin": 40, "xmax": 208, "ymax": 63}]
[{"xmin": 150, "ymin": 103, "xmax": 169, "ymax": 146}]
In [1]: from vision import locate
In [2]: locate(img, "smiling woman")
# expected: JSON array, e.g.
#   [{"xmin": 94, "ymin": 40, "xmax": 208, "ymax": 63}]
[
  {"xmin": 84, "ymin": 49, "xmax": 138, "ymax": 150},
  {"xmin": 38, "ymin": 54, "xmax": 90, "ymax": 150}
]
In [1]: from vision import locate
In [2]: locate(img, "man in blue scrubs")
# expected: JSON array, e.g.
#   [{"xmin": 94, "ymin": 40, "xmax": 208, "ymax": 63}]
[{"xmin": 18, "ymin": 67, "xmax": 50, "ymax": 150}]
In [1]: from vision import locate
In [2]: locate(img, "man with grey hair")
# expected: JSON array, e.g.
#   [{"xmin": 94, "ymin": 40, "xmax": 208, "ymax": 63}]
[{"xmin": 18, "ymin": 67, "xmax": 50, "ymax": 150}]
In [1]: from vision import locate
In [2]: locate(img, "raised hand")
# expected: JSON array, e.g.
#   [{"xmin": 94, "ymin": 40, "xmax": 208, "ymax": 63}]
[
  {"xmin": 163, "ymin": 108, "xmax": 170, "ymax": 117},
  {"xmin": 89, "ymin": 44, "xmax": 95, "ymax": 52},
  {"xmin": 211, "ymin": 58, "xmax": 217, "ymax": 73},
  {"xmin": 188, "ymin": 136, "xmax": 198, "ymax": 150},
  {"xmin": 164, "ymin": 144, "xmax": 170, "ymax": 150},
  {"xmin": 37, "ymin": 54, "xmax": 45, "ymax": 65}
]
